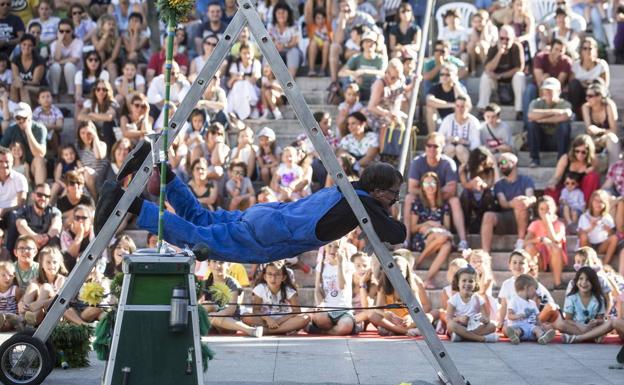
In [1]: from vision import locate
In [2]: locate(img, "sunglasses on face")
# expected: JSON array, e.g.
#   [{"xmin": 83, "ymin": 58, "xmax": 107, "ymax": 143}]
[
  {"xmin": 59, "ymin": 29, "xmax": 72, "ymax": 34},
  {"xmin": 35, "ymin": 192, "xmax": 50, "ymax": 199},
  {"xmin": 422, "ymin": 181, "xmax": 437, "ymax": 188},
  {"xmin": 575, "ymin": 149, "xmax": 588, "ymax": 155},
  {"xmin": 499, "ymin": 37, "xmax": 509, "ymax": 41},
  {"xmin": 95, "ymin": 87, "xmax": 107, "ymax": 92},
  {"xmin": 133, "ymin": 102, "xmax": 146, "ymax": 108},
  {"xmin": 74, "ymin": 215, "xmax": 89, "ymax": 221},
  {"xmin": 69, "ymin": 181, "xmax": 83, "ymax": 186},
  {"xmin": 586, "ymin": 93, "xmax": 597, "ymax": 98},
  {"xmin": 87, "ymin": 57, "xmax": 99, "ymax": 62},
  {"xmin": 426, "ymin": 143, "xmax": 440, "ymax": 149},
  {"xmin": 439, "ymin": 72, "xmax": 450, "ymax": 77}
]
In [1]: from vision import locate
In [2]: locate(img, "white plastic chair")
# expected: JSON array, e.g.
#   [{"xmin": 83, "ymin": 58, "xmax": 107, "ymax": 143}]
[
  {"xmin": 532, "ymin": 0, "xmax": 557, "ymax": 24},
  {"xmin": 435, "ymin": 2, "xmax": 478, "ymax": 32}
]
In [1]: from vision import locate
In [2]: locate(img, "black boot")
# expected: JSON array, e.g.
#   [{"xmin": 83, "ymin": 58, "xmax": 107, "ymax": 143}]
[
  {"xmin": 117, "ymin": 140, "xmax": 152, "ymax": 182},
  {"xmin": 94, "ymin": 181, "xmax": 125, "ymax": 233}
]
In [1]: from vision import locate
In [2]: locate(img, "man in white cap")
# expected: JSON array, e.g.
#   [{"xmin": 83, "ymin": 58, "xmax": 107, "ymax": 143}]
[
  {"xmin": 0, "ymin": 102, "xmax": 47, "ymax": 184},
  {"xmin": 481, "ymin": 152, "xmax": 536, "ymax": 252},
  {"xmin": 526, "ymin": 77, "xmax": 573, "ymax": 167},
  {"xmin": 338, "ymin": 29, "xmax": 386, "ymax": 101}
]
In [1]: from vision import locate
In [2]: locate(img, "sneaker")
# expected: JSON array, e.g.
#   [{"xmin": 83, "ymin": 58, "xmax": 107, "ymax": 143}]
[
  {"xmin": 273, "ymin": 108, "xmax": 283, "ymax": 120},
  {"xmin": 450, "ymin": 332, "xmax": 462, "ymax": 342},
  {"xmin": 117, "ymin": 140, "xmax": 151, "ymax": 182},
  {"xmin": 249, "ymin": 108, "xmax": 260, "ymax": 119},
  {"xmin": 251, "ymin": 326, "xmax": 263, "ymax": 338},
  {"xmin": 560, "ymin": 333, "xmax": 576, "ymax": 344},
  {"xmin": 528, "ymin": 160, "xmax": 539, "ymax": 168},
  {"xmin": 260, "ymin": 110, "xmax": 272, "ymax": 120},
  {"xmin": 538, "ymin": 329, "xmax": 556, "ymax": 345},
  {"xmin": 406, "ymin": 328, "xmax": 421, "ymax": 337},
  {"xmin": 484, "ymin": 333, "xmax": 499, "ymax": 343},
  {"xmin": 457, "ymin": 240, "xmax": 469, "ymax": 251},
  {"xmin": 514, "ymin": 239, "xmax": 524, "ymax": 250},
  {"xmin": 94, "ymin": 181, "xmax": 126, "ymax": 233},
  {"xmin": 505, "ymin": 327, "xmax": 520, "ymax": 345}
]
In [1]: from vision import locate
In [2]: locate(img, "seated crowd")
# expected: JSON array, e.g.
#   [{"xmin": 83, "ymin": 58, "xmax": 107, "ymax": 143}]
[{"xmin": 1, "ymin": 0, "xmax": 624, "ymax": 344}]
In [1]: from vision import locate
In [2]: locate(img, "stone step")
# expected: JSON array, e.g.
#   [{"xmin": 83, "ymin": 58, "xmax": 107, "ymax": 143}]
[{"xmin": 292, "ymin": 76, "xmax": 332, "ymax": 91}]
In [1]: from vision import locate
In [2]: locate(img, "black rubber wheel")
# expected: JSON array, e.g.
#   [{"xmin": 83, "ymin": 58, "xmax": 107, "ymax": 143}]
[
  {"xmin": 617, "ymin": 345, "xmax": 624, "ymax": 364},
  {"xmin": 0, "ymin": 333, "xmax": 53, "ymax": 385},
  {"xmin": 15, "ymin": 330, "xmax": 56, "ymax": 374}
]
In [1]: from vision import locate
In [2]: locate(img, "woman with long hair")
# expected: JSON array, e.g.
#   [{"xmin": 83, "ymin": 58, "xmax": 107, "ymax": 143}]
[
  {"xmin": 187, "ymin": 158, "xmax": 218, "ymax": 210},
  {"xmin": 569, "ymin": 37, "xmax": 610, "ymax": 117},
  {"xmin": 91, "ymin": 14, "xmax": 122, "ymax": 81},
  {"xmin": 544, "ymin": 134, "xmax": 601, "ymax": 204},
  {"xmin": 11, "ymin": 34, "xmax": 45, "ymax": 105},
  {"xmin": 581, "ymin": 82, "xmax": 620, "ymax": 167},
  {"xmin": 410, "ymin": 172, "xmax": 453, "ymax": 289},
  {"xmin": 388, "ymin": 2, "xmax": 421, "ymax": 58},
  {"xmin": 75, "ymin": 120, "xmax": 108, "ymax": 193},
  {"xmin": 267, "ymin": 1, "xmax": 302, "ymax": 77},
  {"xmin": 74, "ymin": 51, "xmax": 109, "ymax": 109},
  {"xmin": 119, "ymin": 92, "xmax": 153, "ymax": 143},
  {"xmin": 336, "ymin": 111, "xmax": 379, "ymax": 171},
  {"xmin": 459, "ymin": 146, "xmax": 499, "ymax": 233},
  {"xmin": 60, "ymin": 205, "xmax": 94, "ymax": 272},
  {"xmin": 77, "ymin": 79, "xmax": 118, "ymax": 151}
]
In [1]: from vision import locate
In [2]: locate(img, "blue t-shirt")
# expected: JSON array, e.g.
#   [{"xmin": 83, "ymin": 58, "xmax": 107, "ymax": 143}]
[
  {"xmin": 494, "ymin": 175, "xmax": 535, "ymax": 202},
  {"xmin": 563, "ymin": 293, "xmax": 605, "ymax": 323},
  {"xmin": 408, "ymin": 154, "xmax": 458, "ymax": 186}
]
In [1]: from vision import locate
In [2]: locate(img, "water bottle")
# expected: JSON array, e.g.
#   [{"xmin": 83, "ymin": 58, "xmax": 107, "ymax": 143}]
[
  {"xmin": 169, "ymin": 285, "xmax": 189, "ymax": 332},
  {"xmin": 59, "ymin": 350, "xmax": 69, "ymax": 370}
]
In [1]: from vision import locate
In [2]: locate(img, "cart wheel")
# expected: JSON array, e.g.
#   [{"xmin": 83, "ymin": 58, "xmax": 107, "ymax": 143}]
[
  {"xmin": 15, "ymin": 330, "xmax": 56, "ymax": 375},
  {"xmin": 0, "ymin": 333, "xmax": 53, "ymax": 385}
]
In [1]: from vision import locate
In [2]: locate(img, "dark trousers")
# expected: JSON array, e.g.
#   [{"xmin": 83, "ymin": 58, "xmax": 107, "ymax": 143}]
[{"xmin": 527, "ymin": 120, "xmax": 571, "ymax": 163}]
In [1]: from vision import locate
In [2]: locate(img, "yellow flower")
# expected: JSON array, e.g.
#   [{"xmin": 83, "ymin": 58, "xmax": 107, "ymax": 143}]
[
  {"xmin": 79, "ymin": 282, "xmax": 105, "ymax": 307},
  {"xmin": 208, "ymin": 282, "xmax": 232, "ymax": 308}
]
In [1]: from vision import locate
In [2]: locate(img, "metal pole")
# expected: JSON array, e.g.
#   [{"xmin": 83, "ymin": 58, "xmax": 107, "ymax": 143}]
[
  {"xmin": 158, "ymin": 20, "xmax": 176, "ymax": 250},
  {"xmin": 397, "ymin": 0, "xmax": 437, "ymax": 175},
  {"xmin": 237, "ymin": 1, "xmax": 465, "ymax": 384}
]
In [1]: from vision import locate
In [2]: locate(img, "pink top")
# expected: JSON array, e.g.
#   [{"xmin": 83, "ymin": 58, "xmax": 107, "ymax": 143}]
[{"xmin": 527, "ymin": 219, "xmax": 566, "ymax": 241}]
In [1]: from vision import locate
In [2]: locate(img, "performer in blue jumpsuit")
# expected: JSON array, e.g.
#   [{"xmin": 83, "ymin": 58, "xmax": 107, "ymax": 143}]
[{"xmin": 95, "ymin": 147, "xmax": 406, "ymax": 263}]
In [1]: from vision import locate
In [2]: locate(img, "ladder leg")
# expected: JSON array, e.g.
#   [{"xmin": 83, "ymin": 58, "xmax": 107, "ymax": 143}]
[{"xmin": 237, "ymin": 1, "xmax": 466, "ymax": 384}]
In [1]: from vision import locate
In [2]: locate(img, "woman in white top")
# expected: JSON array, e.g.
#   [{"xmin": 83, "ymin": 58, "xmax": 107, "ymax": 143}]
[
  {"xmin": 568, "ymin": 37, "xmax": 609, "ymax": 117},
  {"xmin": 48, "ymin": 19, "xmax": 83, "ymax": 98},
  {"xmin": 267, "ymin": 2, "xmax": 302, "ymax": 77}
]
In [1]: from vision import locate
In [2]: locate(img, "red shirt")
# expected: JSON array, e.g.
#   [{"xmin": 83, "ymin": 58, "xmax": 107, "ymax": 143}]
[
  {"xmin": 533, "ymin": 52, "xmax": 572, "ymax": 85},
  {"xmin": 147, "ymin": 50, "xmax": 190, "ymax": 75}
]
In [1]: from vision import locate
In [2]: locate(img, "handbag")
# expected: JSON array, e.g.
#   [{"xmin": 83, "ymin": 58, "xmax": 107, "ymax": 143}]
[{"xmin": 379, "ymin": 120, "xmax": 406, "ymax": 160}]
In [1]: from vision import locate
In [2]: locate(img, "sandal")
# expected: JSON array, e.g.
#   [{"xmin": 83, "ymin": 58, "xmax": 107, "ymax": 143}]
[{"xmin": 424, "ymin": 280, "xmax": 436, "ymax": 290}]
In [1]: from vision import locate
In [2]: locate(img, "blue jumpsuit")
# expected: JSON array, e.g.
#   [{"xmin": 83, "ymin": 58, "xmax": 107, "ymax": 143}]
[{"xmin": 136, "ymin": 176, "xmax": 371, "ymax": 263}]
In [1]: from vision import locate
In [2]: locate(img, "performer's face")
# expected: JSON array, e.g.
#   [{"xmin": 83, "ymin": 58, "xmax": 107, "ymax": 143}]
[{"xmin": 372, "ymin": 183, "xmax": 401, "ymax": 209}]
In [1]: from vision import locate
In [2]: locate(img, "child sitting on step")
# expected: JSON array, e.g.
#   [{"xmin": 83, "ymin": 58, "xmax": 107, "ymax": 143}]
[
  {"xmin": 368, "ymin": 255, "xmax": 430, "ymax": 336},
  {"xmin": 504, "ymin": 274, "xmax": 556, "ymax": 345},
  {"xmin": 308, "ymin": 238, "xmax": 357, "ymax": 336},
  {"xmin": 558, "ymin": 267, "xmax": 614, "ymax": 343},
  {"xmin": 434, "ymin": 257, "xmax": 468, "ymax": 334},
  {"xmin": 446, "ymin": 266, "xmax": 498, "ymax": 342},
  {"xmin": 243, "ymin": 261, "xmax": 310, "ymax": 335},
  {"xmin": 465, "ymin": 249, "xmax": 497, "ymax": 321},
  {"xmin": 201, "ymin": 260, "xmax": 262, "ymax": 337},
  {"xmin": 0, "ymin": 261, "xmax": 23, "ymax": 331}
]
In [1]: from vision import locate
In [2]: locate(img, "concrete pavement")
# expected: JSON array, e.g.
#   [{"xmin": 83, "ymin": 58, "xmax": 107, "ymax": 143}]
[{"xmin": 4, "ymin": 334, "xmax": 619, "ymax": 385}]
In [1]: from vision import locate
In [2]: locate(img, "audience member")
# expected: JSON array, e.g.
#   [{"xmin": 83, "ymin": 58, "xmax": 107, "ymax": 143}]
[
  {"xmin": 74, "ymin": 50, "xmax": 109, "ymax": 109},
  {"xmin": 437, "ymin": 95, "xmax": 481, "ymax": 165},
  {"xmin": 544, "ymin": 134, "xmax": 600, "ymax": 204},
  {"xmin": 11, "ymin": 34, "xmax": 45, "ymax": 105},
  {"xmin": 60, "ymin": 204, "xmax": 94, "ymax": 271},
  {"xmin": 425, "ymin": 64, "xmax": 465, "ymax": 134},
  {"xmin": 526, "ymin": 77, "xmax": 573, "ymax": 167},
  {"xmin": 422, "ymin": 40, "xmax": 467, "ymax": 95},
  {"xmin": 405, "ymin": 132, "xmax": 468, "ymax": 251},
  {"xmin": 187, "ymin": 158, "xmax": 218, "ymax": 210},
  {"xmin": 387, "ymin": 2, "xmax": 421, "ymax": 58},
  {"xmin": 336, "ymin": 111, "xmax": 379, "ymax": 172},
  {"xmin": 48, "ymin": 18, "xmax": 82, "ymax": 99},
  {"xmin": 578, "ymin": 190, "xmax": 619, "ymax": 266},
  {"xmin": 15, "ymin": 183, "xmax": 62, "ymax": 249},
  {"xmin": 581, "ymin": 82, "xmax": 621, "ymax": 167},
  {"xmin": 366, "ymin": 58, "xmax": 405, "ymax": 133},
  {"xmin": 409, "ymin": 172, "xmax": 453, "ymax": 289},
  {"xmin": 522, "ymin": 39, "xmax": 573, "ymax": 125},
  {"xmin": 539, "ymin": 7, "xmax": 579, "ymax": 58},
  {"xmin": 569, "ymin": 37, "xmax": 609, "ymax": 117},
  {"xmin": 12, "ymin": 235, "xmax": 39, "ymax": 289},
  {"xmin": 55, "ymin": 170, "xmax": 95, "ymax": 220},
  {"xmin": 338, "ymin": 30, "xmax": 386, "ymax": 102},
  {"xmin": 77, "ymin": 79, "xmax": 118, "ymax": 151},
  {"xmin": 33, "ymin": 88, "xmax": 63, "ymax": 162},
  {"xmin": 459, "ymin": 147, "xmax": 498, "ymax": 233},
  {"xmin": 477, "ymin": 25, "xmax": 525, "ymax": 120},
  {"xmin": 0, "ymin": 1, "xmax": 25, "ymax": 57},
  {"xmin": 480, "ymin": 103, "xmax": 513, "ymax": 154},
  {"xmin": 75, "ymin": 120, "xmax": 108, "ymax": 192},
  {"xmin": 0, "ymin": 146, "xmax": 27, "ymax": 232},
  {"xmin": 481, "ymin": 153, "xmax": 536, "ymax": 252},
  {"xmin": 0, "ymin": 102, "xmax": 47, "ymax": 184}
]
